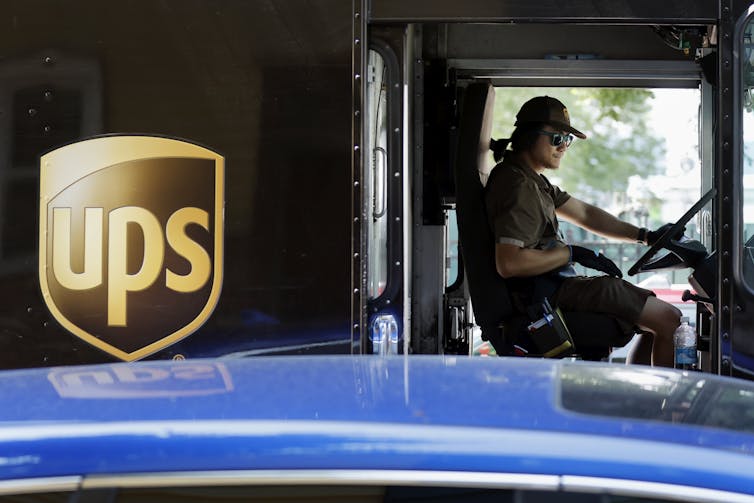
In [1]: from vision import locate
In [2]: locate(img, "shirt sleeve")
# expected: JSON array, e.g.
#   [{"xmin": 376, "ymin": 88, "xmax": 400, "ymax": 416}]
[
  {"xmin": 551, "ymin": 183, "xmax": 571, "ymax": 208},
  {"xmin": 485, "ymin": 175, "xmax": 542, "ymax": 249}
]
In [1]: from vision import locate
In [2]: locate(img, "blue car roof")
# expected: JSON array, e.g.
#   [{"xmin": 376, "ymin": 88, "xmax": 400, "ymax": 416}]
[{"xmin": 3, "ymin": 355, "xmax": 754, "ymax": 497}]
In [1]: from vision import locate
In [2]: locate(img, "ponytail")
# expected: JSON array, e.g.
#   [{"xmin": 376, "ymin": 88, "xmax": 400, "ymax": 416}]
[
  {"xmin": 489, "ymin": 138, "xmax": 511, "ymax": 163},
  {"xmin": 490, "ymin": 122, "xmax": 544, "ymax": 163}
]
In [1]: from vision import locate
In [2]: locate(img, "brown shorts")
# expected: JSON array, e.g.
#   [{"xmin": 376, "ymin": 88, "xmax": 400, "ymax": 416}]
[{"xmin": 550, "ymin": 276, "xmax": 655, "ymax": 345}]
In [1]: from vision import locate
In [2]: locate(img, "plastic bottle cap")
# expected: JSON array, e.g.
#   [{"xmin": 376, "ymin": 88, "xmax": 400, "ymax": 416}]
[{"xmin": 681, "ymin": 316, "xmax": 690, "ymax": 323}]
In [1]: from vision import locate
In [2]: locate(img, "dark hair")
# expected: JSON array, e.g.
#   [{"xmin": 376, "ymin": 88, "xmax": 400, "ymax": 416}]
[{"xmin": 490, "ymin": 122, "xmax": 544, "ymax": 162}]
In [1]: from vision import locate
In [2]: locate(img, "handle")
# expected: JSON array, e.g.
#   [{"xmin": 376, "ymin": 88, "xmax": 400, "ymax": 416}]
[{"xmin": 372, "ymin": 147, "xmax": 387, "ymax": 219}]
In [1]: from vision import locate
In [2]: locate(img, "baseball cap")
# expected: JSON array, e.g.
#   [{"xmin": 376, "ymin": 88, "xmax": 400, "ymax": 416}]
[{"xmin": 515, "ymin": 96, "xmax": 587, "ymax": 139}]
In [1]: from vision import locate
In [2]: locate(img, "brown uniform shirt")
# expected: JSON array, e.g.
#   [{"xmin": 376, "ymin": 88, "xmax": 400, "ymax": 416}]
[
  {"xmin": 484, "ymin": 155, "xmax": 570, "ymax": 250},
  {"xmin": 484, "ymin": 154, "xmax": 652, "ymax": 345}
]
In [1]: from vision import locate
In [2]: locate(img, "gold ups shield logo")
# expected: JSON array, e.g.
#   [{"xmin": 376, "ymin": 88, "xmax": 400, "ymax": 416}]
[{"xmin": 39, "ymin": 136, "xmax": 224, "ymax": 361}]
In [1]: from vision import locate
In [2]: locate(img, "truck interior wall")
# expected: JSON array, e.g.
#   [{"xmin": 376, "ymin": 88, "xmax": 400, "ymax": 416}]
[{"xmin": 435, "ymin": 24, "xmax": 702, "ymax": 61}]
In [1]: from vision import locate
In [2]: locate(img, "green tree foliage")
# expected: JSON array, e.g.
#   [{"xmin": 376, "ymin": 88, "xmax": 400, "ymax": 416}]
[{"xmin": 491, "ymin": 88, "xmax": 665, "ymax": 196}]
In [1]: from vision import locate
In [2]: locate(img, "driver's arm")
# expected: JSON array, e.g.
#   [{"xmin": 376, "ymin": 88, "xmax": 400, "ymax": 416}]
[
  {"xmin": 495, "ymin": 243, "xmax": 570, "ymax": 278},
  {"xmin": 556, "ymin": 197, "xmax": 643, "ymax": 243}
]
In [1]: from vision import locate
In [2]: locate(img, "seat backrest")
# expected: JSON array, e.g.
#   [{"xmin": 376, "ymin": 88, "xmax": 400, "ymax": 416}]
[{"xmin": 453, "ymin": 82, "xmax": 515, "ymax": 343}]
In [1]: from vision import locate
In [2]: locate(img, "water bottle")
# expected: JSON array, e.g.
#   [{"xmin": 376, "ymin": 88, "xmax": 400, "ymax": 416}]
[{"xmin": 674, "ymin": 316, "xmax": 697, "ymax": 370}]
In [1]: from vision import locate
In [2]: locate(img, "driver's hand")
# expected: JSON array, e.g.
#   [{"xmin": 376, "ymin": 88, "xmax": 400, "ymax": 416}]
[
  {"xmin": 569, "ymin": 245, "xmax": 623, "ymax": 278},
  {"xmin": 647, "ymin": 223, "xmax": 685, "ymax": 246}
]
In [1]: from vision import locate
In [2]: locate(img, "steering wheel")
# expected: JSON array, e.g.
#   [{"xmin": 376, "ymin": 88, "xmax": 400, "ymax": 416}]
[{"xmin": 628, "ymin": 188, "xmax": 716, "ymax": 276}]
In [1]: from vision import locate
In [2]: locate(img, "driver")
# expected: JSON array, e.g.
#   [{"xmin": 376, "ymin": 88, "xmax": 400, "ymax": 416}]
[{"xmin": 485, "ymin": 95, "xmax": 681, "ymax": 367}]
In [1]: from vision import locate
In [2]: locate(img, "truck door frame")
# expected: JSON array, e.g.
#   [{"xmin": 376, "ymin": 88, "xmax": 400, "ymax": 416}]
[{"xmin": 354, "ymin": 1, "xmax": 754, "ymax": 373}]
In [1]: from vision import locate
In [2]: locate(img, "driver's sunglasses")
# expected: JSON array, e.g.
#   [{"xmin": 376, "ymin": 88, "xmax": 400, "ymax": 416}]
[{"xmin": 536, "ymin": 130, "xmax": 574, "ymax": 147}]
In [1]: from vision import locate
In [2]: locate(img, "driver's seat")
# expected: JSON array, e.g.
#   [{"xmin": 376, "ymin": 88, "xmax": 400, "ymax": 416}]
[{"xmin": 454, "ymin": 82, "xmax": 633, "ymax": 359}]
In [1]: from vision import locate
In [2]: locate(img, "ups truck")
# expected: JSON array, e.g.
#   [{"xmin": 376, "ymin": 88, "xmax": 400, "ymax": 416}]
[{"xmin": 1, "ymin": 1, "xmax": 754, "ymax": 379}]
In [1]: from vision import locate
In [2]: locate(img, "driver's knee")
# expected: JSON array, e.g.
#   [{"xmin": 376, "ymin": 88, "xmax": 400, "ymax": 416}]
[{"xmin": 637, "ymin": 296, "xmax": 682, "ymax": 338}]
